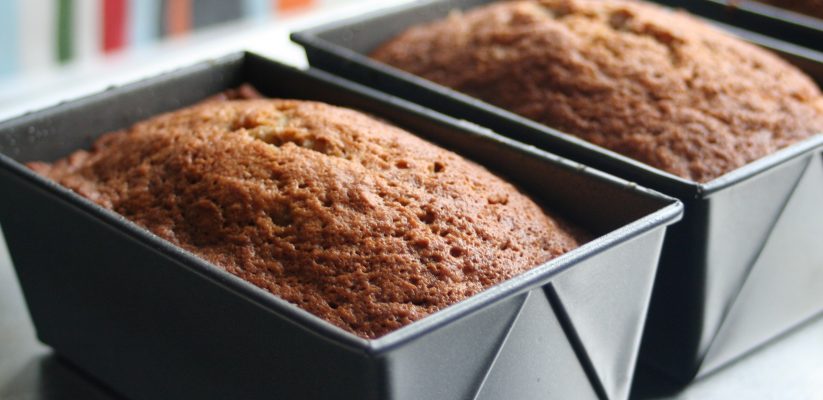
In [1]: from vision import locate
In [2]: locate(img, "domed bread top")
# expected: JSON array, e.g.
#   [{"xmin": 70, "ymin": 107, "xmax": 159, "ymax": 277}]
[
  {"xmin": 30, "ymin": 96, "xmax": 584, "ymax": 338},
  {"xmin": 372, "ymin": 0, "xmax": 823, "ymax": 182}
]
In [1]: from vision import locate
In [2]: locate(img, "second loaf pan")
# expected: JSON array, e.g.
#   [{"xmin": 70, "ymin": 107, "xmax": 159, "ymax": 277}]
[
  {"xmin": 291, "ymin": 0, "xmax": 823, "ymax": 387},
  {"xmin": 0, "ymin": 52, "xmax": 681, "ymax": 400},
  {"xmin": 650, "ymin": 0, "xmax": 823, "ymax": 52}
]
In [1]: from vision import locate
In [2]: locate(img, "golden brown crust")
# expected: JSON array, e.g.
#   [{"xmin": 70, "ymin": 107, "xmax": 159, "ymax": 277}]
[
  {"xmin": 30, "ymin": 97, "xmax": 583, "ymax": 338},
  {"xmin": 372, "ymin": 0, "xmax": 823, "ymax": 182}
]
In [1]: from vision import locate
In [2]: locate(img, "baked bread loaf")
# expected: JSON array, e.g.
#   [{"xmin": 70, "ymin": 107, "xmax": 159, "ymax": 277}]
[
  {"xmin": 756, "ymin": 0, "xmax": 823, "ymax": 19},
  {"xmin": 29, "ymin": 92, "xmax": 583, "ymax": 338},
  {"xmin": 372, "ymin": 0, "xmax": 823, "ymax": 182}
]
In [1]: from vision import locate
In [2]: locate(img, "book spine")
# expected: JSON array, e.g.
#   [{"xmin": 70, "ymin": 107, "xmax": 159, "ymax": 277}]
[
  {"xmin": 103, "ymin": 0, "xmax": 128, "ymax": 53},
  {"xmin": 130, "ymin": 0, "xmax": 161, "ymax": 47},
  {"xmin": 0, "ymin": 0, "xmax": 18, "ymax": 76},
  {"xmin": 19, "ymin": 0, "xmax": 56, "ymax": 72}
]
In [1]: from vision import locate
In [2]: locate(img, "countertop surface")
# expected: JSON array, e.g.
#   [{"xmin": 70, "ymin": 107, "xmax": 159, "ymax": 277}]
[{"xmin": 1, "ymin": 2, "xmax": 822, "ymax": 399}]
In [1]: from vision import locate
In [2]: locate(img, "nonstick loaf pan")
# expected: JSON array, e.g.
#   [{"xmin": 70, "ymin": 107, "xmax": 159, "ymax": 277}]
[
  {"xmin": 291, "ymin": 0, "xmax": 823, "ymax": 388},
  {"xmin": 652, "ymin": 0, "xmax": 823, "ymax": 52},
  {"xmin": 0, "ymin": 52, "xmax": 681, "ymax": 400}
]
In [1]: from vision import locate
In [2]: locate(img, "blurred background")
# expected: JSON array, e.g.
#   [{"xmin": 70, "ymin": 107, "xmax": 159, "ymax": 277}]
[
  {"xmin": 0, "ymin": 0, "xmax": 362, "ymax": 82},
  {"xmin": 0, "ymin": 0, "xmax": 377, "ymax": 120}
]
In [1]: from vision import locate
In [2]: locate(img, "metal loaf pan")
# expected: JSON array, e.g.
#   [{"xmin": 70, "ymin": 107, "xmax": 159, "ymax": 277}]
[
  {"xmin": 0, "ymin": 52, "xmax": 680, "ymax": 400},
  {"xmin": 651, "ymin": 0, "xmax": 823, "ymax": 52},
  {"xmin": 291, "ymin": 0, "xmax": 823, "ymax": 389}
]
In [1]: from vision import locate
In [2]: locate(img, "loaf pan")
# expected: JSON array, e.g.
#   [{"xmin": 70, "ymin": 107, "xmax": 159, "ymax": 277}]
[
  {"xmin": 651, "ymin": 0, "xmax": 823, "ymax": 52},
  {"xmin": 291, "ymin": 0, "xmax": 823, "ymax": 387},
  {"xmin": 0, "ymin": 52, "xmax": 681, "ymax": 400}
]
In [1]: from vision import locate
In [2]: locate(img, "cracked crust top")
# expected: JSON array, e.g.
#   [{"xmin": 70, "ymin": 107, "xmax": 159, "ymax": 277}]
[
  {"xmin": 372, "ymin": 0, "xmax": 823, "ymax": 182},
  {"xmin": 28, "ymin": 96, "xmax": 584, "ymax": 338}
]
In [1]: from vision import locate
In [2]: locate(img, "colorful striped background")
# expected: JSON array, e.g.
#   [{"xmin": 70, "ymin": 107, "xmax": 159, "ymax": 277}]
[{"xmin": 0, "ymin": 0, "xmax": 335, "ymax": 79}]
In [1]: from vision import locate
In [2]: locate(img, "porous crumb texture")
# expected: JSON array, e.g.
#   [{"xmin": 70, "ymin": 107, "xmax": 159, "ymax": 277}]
[
  {"xmin": 756, "ymin": 0, "xmax": 823, "ymax": 19},
  {"xmin": 29, "ymin": 97, "xmax": 583, "ymax": 338},
  {"xmin": 372, "ymin": 0, "xmax": 823, "ymax": 182}
]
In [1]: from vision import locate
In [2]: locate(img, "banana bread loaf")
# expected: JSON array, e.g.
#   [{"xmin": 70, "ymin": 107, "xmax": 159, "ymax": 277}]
[
  {"xmin": 29, "ymin": 93, "xmax": 583, "ymax": 338},
  {"xmin": 372, "ymin": 0, "xmax": 823, "ymax": 182}
]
